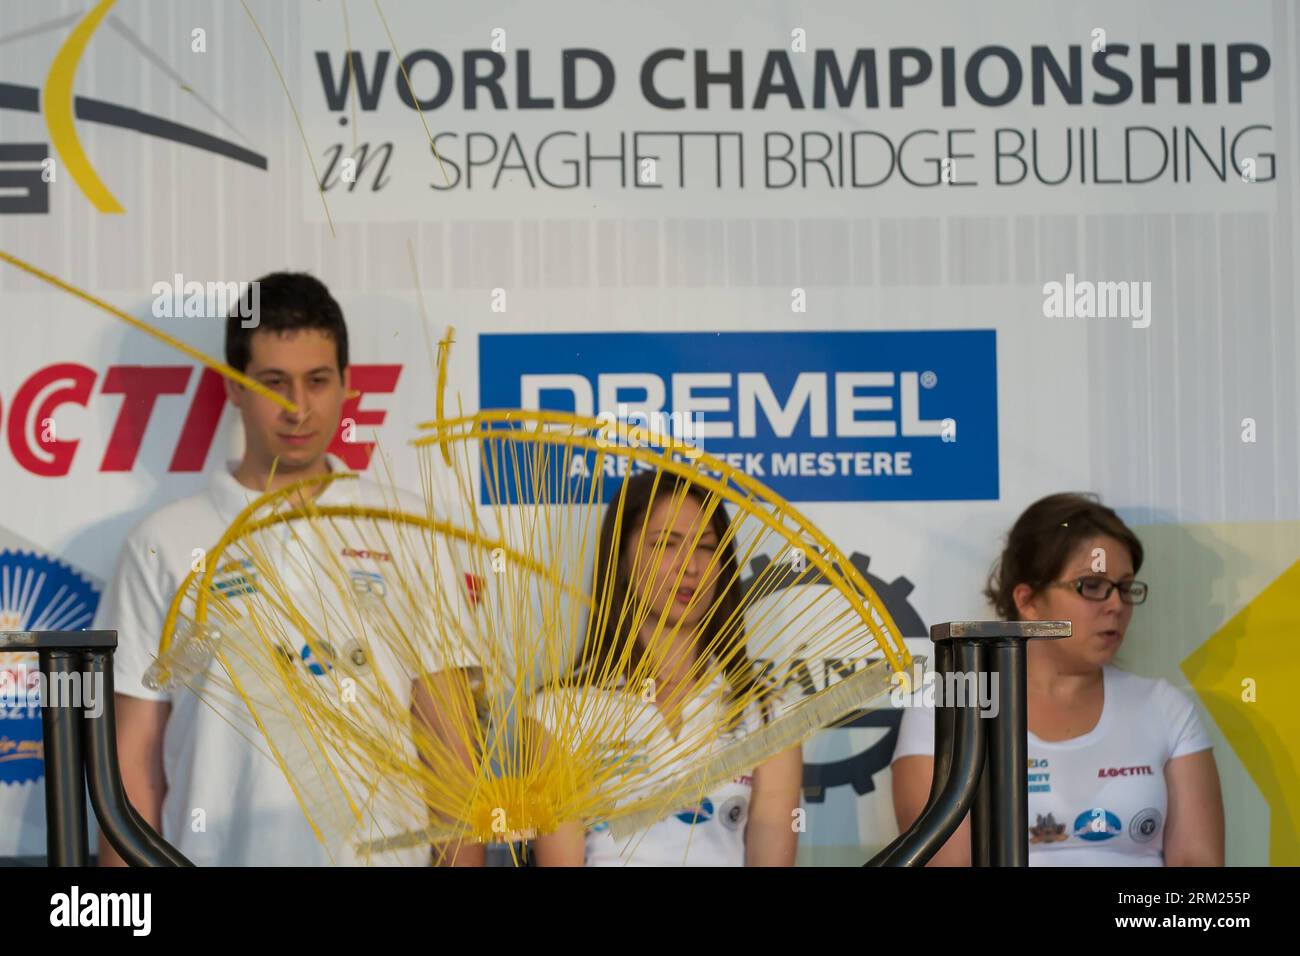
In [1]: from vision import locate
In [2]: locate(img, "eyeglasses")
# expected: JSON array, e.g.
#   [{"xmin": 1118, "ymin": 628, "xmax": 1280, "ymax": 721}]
[{"xmin": 1048, "ymin": 575, "xmax": 1149, "ymax": 605}]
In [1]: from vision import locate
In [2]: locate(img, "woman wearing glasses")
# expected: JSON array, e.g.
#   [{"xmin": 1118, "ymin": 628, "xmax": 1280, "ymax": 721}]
[{"xmin": 890, "ymin": 493, "xmax": 1225, "ymax": 865}]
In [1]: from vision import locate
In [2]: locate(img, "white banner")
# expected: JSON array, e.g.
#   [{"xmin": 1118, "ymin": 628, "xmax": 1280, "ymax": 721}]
[{"xmin": 1, "ymin": 0, "xmax": 1294, "ymax": 865}]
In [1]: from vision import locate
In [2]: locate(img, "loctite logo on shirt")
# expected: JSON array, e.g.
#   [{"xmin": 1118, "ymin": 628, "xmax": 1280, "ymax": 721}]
[
  {"xmin": 341, "ymin": 548, "xmax": 392, "ymax": 562},
  {"xmin": 1097, "ymin": 765, "xmax": 1154, "ymax": 778}
]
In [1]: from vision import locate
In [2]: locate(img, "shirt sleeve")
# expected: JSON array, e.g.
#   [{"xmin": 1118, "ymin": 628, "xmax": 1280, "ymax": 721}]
[
  {"xmin": 890, "ymin": 697, "xmax": 937, "ymax": 762},
  {"xmin": 1159, "ymin": 680, "xmax": 1213, "ymax": 760},
  {"xmin": 93, "ymin": 529, "xmax": 174, "ymax": 703}
]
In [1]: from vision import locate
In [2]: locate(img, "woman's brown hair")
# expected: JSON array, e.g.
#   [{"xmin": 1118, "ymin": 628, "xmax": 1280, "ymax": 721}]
[
  {"xmin": 573, "ymin": 469, "xmax": 765, "ymax": 714},
  {"xmin": 985, "ymin": 492, "xmax": 1145, "ymax": 620}
]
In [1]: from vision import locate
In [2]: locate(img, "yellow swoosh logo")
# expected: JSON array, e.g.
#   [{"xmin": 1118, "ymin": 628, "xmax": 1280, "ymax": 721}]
[{"xmin": 43, "ymin": 0, "xmax": 123, "ymax": 213}]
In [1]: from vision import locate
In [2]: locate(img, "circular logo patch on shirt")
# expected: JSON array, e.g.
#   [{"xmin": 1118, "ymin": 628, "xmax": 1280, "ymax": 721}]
[
  {"xmin": 717, "ymin": 795, "xmax": 749, "ymax": 831},
  {"xmin": 1129, "ymin": 807, "xmax": 1162, "ymax": 843},
  {"xmin": 674, "ymin": 797, "xmax": 714, "ymax": 825},
  {"xmin": 342, "ymin": 641, "xmax": 370, "ymax": 674},
  {"xmin": 300, "ymin": 641, "xmax": 336, "ymax": 676},
  {"xmin": 1073, "ymin": 808, "xmax": 1122, "ymax": 841}
]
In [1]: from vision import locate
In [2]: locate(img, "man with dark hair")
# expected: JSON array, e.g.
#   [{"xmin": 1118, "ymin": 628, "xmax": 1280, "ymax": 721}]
[
  {"xmin": 220, "ymin": 269, "xmax": 351, "ymax": 494},
  {"xmin": 95, "ymin": 273, "xmax": 482, "ymax": 866},
  {"xmin": 219, "ymin": 272, "xmax": 350, "ymax": 496}
]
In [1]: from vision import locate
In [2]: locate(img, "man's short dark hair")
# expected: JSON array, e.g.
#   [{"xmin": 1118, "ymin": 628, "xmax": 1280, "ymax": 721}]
[{"xmin": 225, "ymin": 272, "xmax": 349, "ymax": 373}]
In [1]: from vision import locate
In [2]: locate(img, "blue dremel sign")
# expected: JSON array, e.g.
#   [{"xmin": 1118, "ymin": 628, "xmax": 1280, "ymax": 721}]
[{"xmin": 477, "ymin": 331, "xmax": 998, "ymax": 503}]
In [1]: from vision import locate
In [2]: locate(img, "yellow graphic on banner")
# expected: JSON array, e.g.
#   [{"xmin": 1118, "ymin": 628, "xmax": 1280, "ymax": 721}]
[
  {"xmin": 43, "ymin": 0, "xmax": 123, "ymax": 213},
  {"xmin": 1183, "ymin": 559, "xmax": 1300, "ymax": 865}
]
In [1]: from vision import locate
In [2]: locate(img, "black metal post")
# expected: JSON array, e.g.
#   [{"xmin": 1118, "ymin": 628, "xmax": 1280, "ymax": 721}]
[
  {"xmin": 970, "ymin": 748, "xmax": 993, "ymax": 866},
  {"xmin": 927, "ymin": 640, "xmax": 957, "ymax": 805},
  {"xmin": 865, "ymin": 641, "xmax": 956, "ymax": 865},
  {"xmin": 867, "ymin": 641, "xmax": 986, "ymax": 866},
  {"xmin": 37, "ymin": 648, "xmax": 90, "ymax": 866},
  {"xmin": 867, "ymin": 620, "xmax": 1069, "ymax": 868},
  {"xmin": 984, "ymin": 637, "xmax": 1030, "ymax": 866},
  {"xmin": 2, "ymin": 630, "xmax": 192, "ymax": 868},
  {"xmin": 82, "ymin": 649, "xmax": 194, "ymax": 866}
]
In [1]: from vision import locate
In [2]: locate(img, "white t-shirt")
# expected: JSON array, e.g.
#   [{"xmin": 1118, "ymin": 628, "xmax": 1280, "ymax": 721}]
[
  {"xmin": 531, "ymin": 673, "xmax": 767, "ymax": 867},
  {"xmin": 891, "ymin": 665, "xmax": 1212, "ymax": 866},
  {"xmin": 95, "ymin": 457, "xmax": 478, "ymax": 866}
]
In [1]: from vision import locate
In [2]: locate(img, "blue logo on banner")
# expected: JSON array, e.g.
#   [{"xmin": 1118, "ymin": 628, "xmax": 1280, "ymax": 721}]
[
  {"xmin": 0, "ymin": 550, "xmax": 101, "ymax": 786},
  {"xmin": 477, "ymin": 331, "xmax": 998, "ymax": 503}
]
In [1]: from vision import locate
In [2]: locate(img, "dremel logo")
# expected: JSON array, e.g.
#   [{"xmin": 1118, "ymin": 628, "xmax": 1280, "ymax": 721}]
[{"xmin": 477, "ymin": 331, "xmax": 998, "ymax": 503}]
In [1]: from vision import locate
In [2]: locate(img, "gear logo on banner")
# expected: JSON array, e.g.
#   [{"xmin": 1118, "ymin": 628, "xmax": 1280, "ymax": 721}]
[
  {"xmin": 741, "ymin": 550, "xmax": 926, "ymax": 805},
  {"xmin": 0, "ymin": 549, "xmax": 101, "ymax": 786}
]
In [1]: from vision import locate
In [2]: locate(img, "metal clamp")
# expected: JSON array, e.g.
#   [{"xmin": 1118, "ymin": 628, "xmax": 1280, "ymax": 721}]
[
  {"xmin": 866, "ymin": 620, "xmax": 1069, "ymax": 867},
  {"xmin": 0, "ymin": 630, "xmax": 192, "ymax": 867}
]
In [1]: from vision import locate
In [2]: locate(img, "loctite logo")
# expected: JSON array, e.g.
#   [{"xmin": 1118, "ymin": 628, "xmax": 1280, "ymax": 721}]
[
  {"xmin": 1, "ymin": 362, "xmax": 400, "ymax": 476},
  {"xmin": 341, "ymin": 548, "xmax": 392, "ymax": 562},
  {"xmin": 1097, "ymin": 765, "xmax": 1154, "ymax": 778}
]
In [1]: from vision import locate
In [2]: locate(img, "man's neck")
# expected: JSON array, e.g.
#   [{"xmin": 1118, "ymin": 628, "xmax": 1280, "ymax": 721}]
[{"xmin": 230, "ymin": 455, "xmax": 333, "ymax": 504}]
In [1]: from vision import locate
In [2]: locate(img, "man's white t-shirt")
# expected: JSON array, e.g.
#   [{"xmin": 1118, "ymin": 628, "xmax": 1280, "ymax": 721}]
[
  {"xmin": 95, "ymin": 457, "xmax": 478, "ymax": 866},
  {"xmin": 531, "ymin": 673, "xmax": 768, "ymax": 867},
  {"xmin": 891, "ymin": 665, "xmax": 1212, "ymax": 866}
]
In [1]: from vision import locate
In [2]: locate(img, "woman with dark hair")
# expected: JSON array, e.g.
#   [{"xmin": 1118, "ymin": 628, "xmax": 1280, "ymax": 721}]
[
  {"xmin": 891, "ymin": 493, "xmax": 1225, "ymax": 866},
  {"xmin": 530, "ymin": 469, "xmax": 802, "ymax": 866}
]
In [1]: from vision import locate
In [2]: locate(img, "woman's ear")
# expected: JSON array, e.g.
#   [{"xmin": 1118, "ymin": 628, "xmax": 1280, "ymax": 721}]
[{"xmin": 1012, "ymin": 583, "xmax": 1040, "ymax": 621}]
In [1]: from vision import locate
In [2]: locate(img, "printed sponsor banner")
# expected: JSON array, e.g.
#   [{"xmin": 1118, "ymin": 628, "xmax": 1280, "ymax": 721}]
[{"xmin": 478, "ymin": 330, "xmax": 997, "ymax": 502}]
